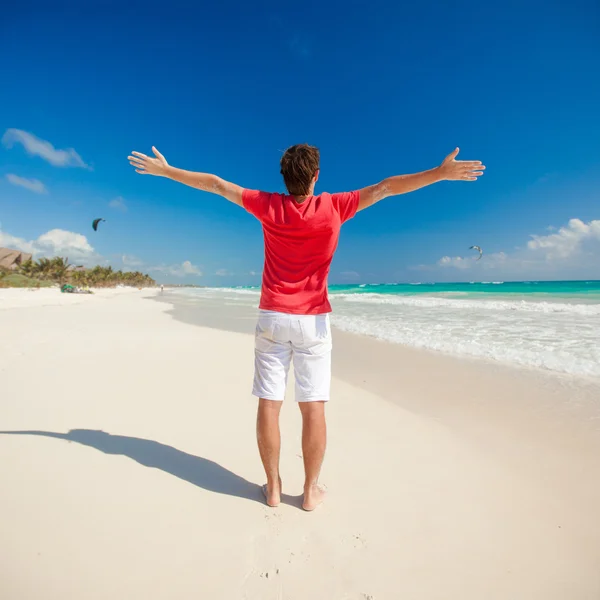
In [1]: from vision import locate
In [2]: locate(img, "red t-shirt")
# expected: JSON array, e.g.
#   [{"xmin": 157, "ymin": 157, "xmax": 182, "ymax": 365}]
[{"xmin": 243, "ymin": 189, "xmax": 360, "ymax": 315}]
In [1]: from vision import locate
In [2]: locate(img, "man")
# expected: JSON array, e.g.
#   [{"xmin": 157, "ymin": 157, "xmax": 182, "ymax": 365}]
[{"xmin": 128, "ymin": 144, "xmax": 484, "ymax": 510}]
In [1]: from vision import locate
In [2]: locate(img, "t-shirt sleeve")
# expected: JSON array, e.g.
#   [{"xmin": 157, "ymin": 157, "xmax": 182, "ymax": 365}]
[
  {"xmin": 331, "ymin": 191, "xmax": 360, "ymax": 224},
  {"xmin": 242, "ymin": 189, "xmax": 271, "ymax": 221}
]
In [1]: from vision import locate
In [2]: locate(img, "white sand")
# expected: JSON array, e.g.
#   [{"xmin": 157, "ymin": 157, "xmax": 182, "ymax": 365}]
[
  {"xmin": 1, "ymin": 289, "xmax": 599, "ymax": 599},
  {"xmin": 0, "ymin": 286, "xmax": 143, "ymax": 310}
]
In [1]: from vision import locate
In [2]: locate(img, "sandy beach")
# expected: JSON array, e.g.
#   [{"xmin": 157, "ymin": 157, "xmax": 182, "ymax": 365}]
[{"xmin": 1, "ymin": 288, "xmax": 600, "ymax": 600}]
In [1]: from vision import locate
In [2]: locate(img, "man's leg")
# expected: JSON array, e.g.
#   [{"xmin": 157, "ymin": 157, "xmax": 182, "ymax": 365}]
[
  {"xmin": 253, "ymin": 312, "xmax": 292, "ymax": 508},
  {"xmin": 257, "ymin": 398, "xmax": 283, "ymax": 507},
  {"xmin": 298, "ymin": 401, "xmax": 327, "ymax": 511}
]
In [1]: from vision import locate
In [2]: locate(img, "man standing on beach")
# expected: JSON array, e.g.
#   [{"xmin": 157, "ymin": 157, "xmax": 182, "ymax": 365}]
[{"xmin": 129, "ymin": 144, "xmax": 484, "ymax": 510}]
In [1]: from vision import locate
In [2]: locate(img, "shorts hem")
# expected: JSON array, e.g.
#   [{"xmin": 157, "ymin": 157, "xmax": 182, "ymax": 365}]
[
  {"xmin": 252, "ymin": 391, "xmax": 284, "ymax": 401},
  {"xmin": 296, "ymin": 397, "xmax": 330, "ymax": 403}
]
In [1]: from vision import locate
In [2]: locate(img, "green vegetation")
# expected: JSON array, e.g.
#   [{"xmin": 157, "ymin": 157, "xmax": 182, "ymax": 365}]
[
  {"xmin": 0, "ymin": 257, "xmax": 156, "ymax": 288},
  {"xmin": 0, "ymin": 272, "xmax": 54, "ymax": 288},
  {"xmin": 69, "ymin": 265, "xmax": 155, "ymax": 288}
]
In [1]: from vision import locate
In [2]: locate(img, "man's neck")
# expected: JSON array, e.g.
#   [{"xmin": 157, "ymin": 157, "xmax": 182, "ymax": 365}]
[{"xmin": 292, "ymin": 186, "xmax": 315, "ymax": 204}]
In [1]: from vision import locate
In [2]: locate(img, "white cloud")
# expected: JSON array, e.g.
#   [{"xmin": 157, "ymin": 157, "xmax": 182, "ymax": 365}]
[
  {"xmin": 0, "ymin": 230, "xmax": 35, "ymax": 254},
  {"xmin": 433, "ymin": 251, "xmax": 509, "ymax": 271},
  {"xmin": 36, "ymin": 230, "xmax": 97, "ymax": 264},
  {"xmin": 179, "ymin": 261, "xmax": 201, "ymax": 276},
  {"xmin": 109, "ymin": 197, "xmax": 127, "ymax": 212},
  {"xmin": 6, "ymin": 174, "xmax": 47, "ymax": 194},
  {"xmin": 437, "ymin": 255, "xmax": 469, "ymax": 269},
  {"xmin": 0, "ymin": 226, "xmax": 99, "ymax": 266},
  {"xmin": 249, "ymin": 270, "xmax": 260, "ymax": 276},
  {"xmin": 436, "ymin": 255, "xmax": 482, "ymax": 269},
  {"xmin": 121, "ymin": 254, "xmax": 144, "ymax": 267},
  {"xmin": 216, "ymin": 268, "xmax": 233, "ymax": 276},
  {"xmin": 420, "ymin": 218, "xmax": 600, "ymax": 279},
  {"xmin": 148, "ymin": 260, "xmax": 202, "ymax": 278},
  {"xmin": 2, "ymin": 129, "xmax": 90, "ymax": 169},
  {"xmin": 527, "ymin": 218, "xmax": 600, "ymax": 260}
]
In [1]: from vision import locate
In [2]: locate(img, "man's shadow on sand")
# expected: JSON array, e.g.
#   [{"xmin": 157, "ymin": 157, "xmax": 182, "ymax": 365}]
[{"xmin": 0, "ymin": 429, "xmax": 302, "ymax": 507}]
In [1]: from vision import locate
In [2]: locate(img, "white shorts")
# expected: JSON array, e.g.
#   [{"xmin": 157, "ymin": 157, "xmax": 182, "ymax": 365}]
[{"xmin": 253, "ymin": 310, "xmax": 332, "ymax": 402}]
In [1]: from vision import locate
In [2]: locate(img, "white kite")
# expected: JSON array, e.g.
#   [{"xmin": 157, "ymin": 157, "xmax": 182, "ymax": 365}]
[{"xmin": 469, "ymin": 245, "xmax": 483, "ymax": 261}]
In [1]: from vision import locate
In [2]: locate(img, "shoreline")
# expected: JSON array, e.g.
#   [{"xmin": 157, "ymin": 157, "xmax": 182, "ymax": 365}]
[
  {"xmin": 153, "ymin": 288, "xmax": 600, "ymax": 383},
  {"xmin": 151, "ymin": 289, "xmax": 600, "ymax": 393},
  {"xmin": 162, "ymin": 283, "xmax": 600, "ymax": 379}
]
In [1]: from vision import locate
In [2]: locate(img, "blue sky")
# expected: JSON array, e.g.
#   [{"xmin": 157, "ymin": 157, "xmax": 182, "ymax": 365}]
[{"xmin": 1, "ymin": 0, "xmax": 599, "ymax": 284}]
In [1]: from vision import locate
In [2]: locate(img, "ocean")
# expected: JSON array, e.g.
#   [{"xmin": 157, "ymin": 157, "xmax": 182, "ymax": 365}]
[{"xmin": 171, "ymin": 281, "xmax": 600, "ymax": 379}]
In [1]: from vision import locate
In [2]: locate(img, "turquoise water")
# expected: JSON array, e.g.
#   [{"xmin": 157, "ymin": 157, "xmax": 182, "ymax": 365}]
[
  {"xmin": 233, "ymin": 280, "xmax": 600, "ymax": 300},
  {"xmin": 328, "ymin": 280, "xmax": 600, "ymax": 300},
  {"xmin": 177, "ymin": 281, "xmax": 600, "ymax": 378}
]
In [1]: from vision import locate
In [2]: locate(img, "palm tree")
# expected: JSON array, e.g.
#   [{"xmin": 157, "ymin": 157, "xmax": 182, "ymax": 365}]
[
  {"xmin": 70, "ymin": 270, "xmax": 88, "ymax": 287},
  {"xmin": 18, "ymin": 259, "xmax": 36, "ymax": 278},
  {"xmin": 33, "ymin": 258, "xmax": 54, "ymax": 281},
  {"xmin": 50, "ymin": 257, "xmax": 71, "ymax": 285},
  {"xmin": 13, "ymin": 255, "xmax": 157, "ymax": 288},
  {"xmin": 87, "ymin": 265, "xmax": 110, "ymax": 287},
  {"xmin": 98, "ymin": 266, "xmax": 114, "ymax": 287}
]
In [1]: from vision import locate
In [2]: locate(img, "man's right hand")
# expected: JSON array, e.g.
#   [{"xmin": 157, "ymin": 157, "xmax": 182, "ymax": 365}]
[
  {"xmin": 128, "ymin": 147, "xmax": 244, "ymax": 206},
  {"xmin": 128, "ymin": 146, "xmax": 170, "ymax": 177}
]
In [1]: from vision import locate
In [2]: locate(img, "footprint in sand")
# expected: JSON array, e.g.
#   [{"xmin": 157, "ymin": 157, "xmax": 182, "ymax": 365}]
[
  {"xmin": 259, "ymin": 568, "xmax": 281, "ymax": 579},
  {"xmin": 343, "ymin": 533, "xmax": 367, "ymax": 549}
]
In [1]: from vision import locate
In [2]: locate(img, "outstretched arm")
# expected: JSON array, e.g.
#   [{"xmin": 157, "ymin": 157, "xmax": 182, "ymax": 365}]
[
  {"xmin": 357, "ymin": 148, "xmax": 485, "ymax": 211},
  {"xmin": 128, "ymin": 147, "xmax": 244, "ymax": 206}
]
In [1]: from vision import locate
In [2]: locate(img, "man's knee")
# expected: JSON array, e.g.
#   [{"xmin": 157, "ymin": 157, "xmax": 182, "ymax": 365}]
[
  {"xmin": 298, "ymin": 400, "xmax": 326, "ymax": 419},
  {"xmin": 258, "ymin": 398, "xmax": 283, "ymax": 415}
]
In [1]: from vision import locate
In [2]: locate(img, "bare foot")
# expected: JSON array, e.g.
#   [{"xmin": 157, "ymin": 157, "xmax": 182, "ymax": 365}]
[
  {"xmin": 262, "ymin": 478, "xmax": 282, "ymax": 507},
  {"xmin": 302, "ymin": 483, "xmax": 326, "ymax": 511}
]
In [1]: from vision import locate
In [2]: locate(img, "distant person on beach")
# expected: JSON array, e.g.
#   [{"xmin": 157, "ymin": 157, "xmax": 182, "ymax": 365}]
[{"xmin": 129, "ymin": 144, "xmax": 484, "ymax": 510}]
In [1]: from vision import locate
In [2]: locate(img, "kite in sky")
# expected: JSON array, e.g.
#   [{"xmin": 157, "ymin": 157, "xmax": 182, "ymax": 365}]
[
  {"xmin": 92, "ymin": 218, "xmax": 105, "ymax": 231},
  {"xmin": 469, "ymin": 245, "xmax": 483, "ymax": 261}
]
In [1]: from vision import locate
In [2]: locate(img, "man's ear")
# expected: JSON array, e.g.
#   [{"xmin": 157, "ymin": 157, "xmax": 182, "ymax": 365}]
[{"xmin": 314, "ymin": 169, "xmax": 320, "ymax": 183}]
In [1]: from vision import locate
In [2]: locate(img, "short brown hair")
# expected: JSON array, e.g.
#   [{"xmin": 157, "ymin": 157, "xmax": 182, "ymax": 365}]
[{"xmin": 280, "ymin": 144, "xmax": 320, "ymax": 196}]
